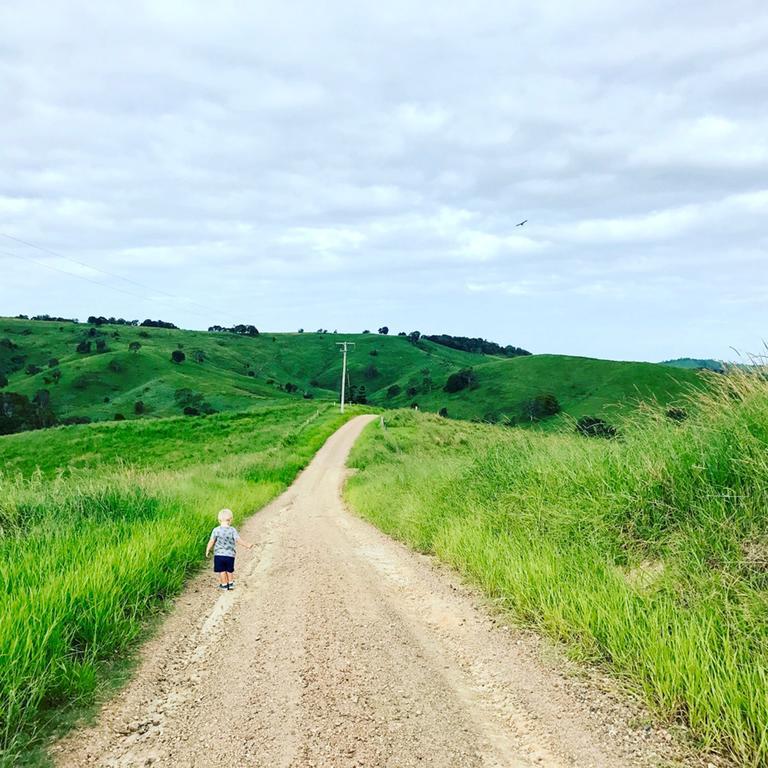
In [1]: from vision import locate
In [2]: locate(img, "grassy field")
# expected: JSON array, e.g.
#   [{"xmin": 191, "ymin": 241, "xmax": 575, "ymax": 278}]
[
  {"xmin": 0, "ymin": 401, "xmax": 357, "ymax": 764},
  {"xmin": 347, "ymin": 372, "xmax": 768, "ymax": 766},
  {"xmin": 1, "ymin": 316, "xmax": 703, "ymax": 427}
]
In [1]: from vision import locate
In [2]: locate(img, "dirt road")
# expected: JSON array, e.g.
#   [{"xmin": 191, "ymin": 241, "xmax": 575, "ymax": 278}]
[{"xmin": 53, "ymin": 415, "xmax": 685, "ymax": 768}]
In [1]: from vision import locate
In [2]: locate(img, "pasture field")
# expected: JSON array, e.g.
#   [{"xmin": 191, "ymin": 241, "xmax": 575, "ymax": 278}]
[
  {"xmin": 1, "ymin": 316, "xmax": 702, "ymax": 427},
  {"xmin": 0, "ymin": 401, "xmax": 356, "ymax": 764},
  {"xmin": 347, "ymin": 372, "xmax": 768, "ymax": 766}
]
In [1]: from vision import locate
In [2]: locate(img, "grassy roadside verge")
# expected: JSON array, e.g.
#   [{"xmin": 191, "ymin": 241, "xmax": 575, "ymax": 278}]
[
  {"xmin": 346, "ymin": 375, "xmax": 768, "ymax": 766},
  {"xmin": 0, "ymin": 402, "xmax": 356, "ymax": 764}
]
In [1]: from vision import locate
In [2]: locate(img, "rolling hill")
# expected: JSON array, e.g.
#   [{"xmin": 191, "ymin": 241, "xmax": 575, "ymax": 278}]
[{"xmin": 0, "ymin": 316, "xmax": 706, "ymax": 431}]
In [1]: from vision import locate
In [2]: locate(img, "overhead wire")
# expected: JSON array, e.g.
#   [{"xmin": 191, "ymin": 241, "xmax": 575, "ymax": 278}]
[
  {"xmin": 0, "ymin": 246, "xmax": 213, "ymax": 321},
  {"xmin": 0, "ymin": 232, "xmax": 240, "ymax": 323}
]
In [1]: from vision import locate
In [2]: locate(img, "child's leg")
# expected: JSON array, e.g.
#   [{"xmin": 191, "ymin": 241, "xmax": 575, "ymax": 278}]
[
  {"xmin": 226, "ymin": 571, "xmax": 233, "ymax": 585},
  {"xmin": 219, "ymin": 572, "xmax": 228, "ymax": 586}
]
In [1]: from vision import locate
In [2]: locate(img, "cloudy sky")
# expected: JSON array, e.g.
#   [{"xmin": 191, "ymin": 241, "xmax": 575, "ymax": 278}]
[{"xmin": 1, "ymin": 1, "xmax": 766, "ymax": 361}]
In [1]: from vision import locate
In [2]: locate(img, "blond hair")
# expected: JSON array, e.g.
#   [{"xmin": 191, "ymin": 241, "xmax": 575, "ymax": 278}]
[{"xmin": 217, "ymin": 508, "xmax": 234, "ymax": 524}]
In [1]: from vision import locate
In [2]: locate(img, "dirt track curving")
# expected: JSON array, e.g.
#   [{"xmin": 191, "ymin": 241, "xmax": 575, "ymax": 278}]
[{"xmin": 52, "ymin": 415, "xmax": 690, "ymax": 768}]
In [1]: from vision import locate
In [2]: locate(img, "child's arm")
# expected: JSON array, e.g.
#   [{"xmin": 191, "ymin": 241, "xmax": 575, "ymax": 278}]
[
  {"xmin": 237, "ymin": 537, "xmax": 255, "ymax": 550},
  {"xmin": 205, "ymin": 536, "xmax": 216, "ymax": 557}
]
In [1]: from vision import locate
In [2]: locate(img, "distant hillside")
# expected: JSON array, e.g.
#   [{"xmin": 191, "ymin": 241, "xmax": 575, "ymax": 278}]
[
  {"xmin": 0, "ymin": 317, "xmax": 704, "ymax": 432},
  {"xmin": 661, "ymin": 358, "xmax": 725, "ymax": 372}
]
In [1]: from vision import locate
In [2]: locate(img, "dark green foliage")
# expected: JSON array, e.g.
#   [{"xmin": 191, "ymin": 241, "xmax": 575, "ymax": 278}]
[
  {"xmin": 521, "ymin": 393, "xmax": 561, "ymax": 422},
  {"xmin": 50, "ymin": 369, "xmax": 62, "ymax": 384},
  {"xmin": 208, "ymin": 324, "xmax": 259, "ymax": 336},
  {"xmin": 141, "ymin": 319, "xmax": 178, "ymax": 329},
  {"xmin": 0, "ymin": 391, "xmax": 56, "ymax": 434},
  {"xmin": 60, "ymin": 415, "xmax": 92, "ymax": 425},
  {"xmin": 24, "ymin": 364, "xmax": 41, "ymax": 376},
  {"xmin": 284, "ymin": 382, "xmax": 298, "ymax": 394},
  {"xmin": 0, "ymin": 372, "xmax": 7, "ymax": 388},
  {"xmin": 369, "ymin": 349, "xmax": 378, "ymax": 356},
  {"xmin": 386, "ymin": 384, "xmax": 401, "ymax": 398},
  {"xmin": 192, "ymin": 349, "xmax": 205, "ymax": 363},
  {"xmin": 364, "ymin": 364, "xmax": 379, "ymax": 380},
  {"xmin": 303, "ymin": 391, "xmax": 314, "ymax": 399},
  {"xmin": 576, "ymin": 416, "xmax": 617, "ymax": 438},
  {"xmin": 424, "ymin": 334, "xmax": 531, "ymax": 358},
  {"xmin": 48, "ymin": 358, "xmax": 59, "ymax": 368},
  {"xmin": 138, "ymin": 331, "xmax": 150, "ymax": 338},
  {"xmin": 183, "ymin": 406, "xmax": 200, "ymax": 416},
  {"xmin": 95, "ymin": 339, "xmax": 108, "ymax": 353},
  {"xmin": 362, "ymin": 329, "xmax": 370, "ymax": 334},
  {"xmin": 76, "ymin": 341, "xmax": 91, "ymax": 354},
  {"xmin": 113, "ymin": 413, "xmax": 125, "ymax": 421},
  {"xmin": 408, "ymin": 331, "xmax": 421, "ymax": 344},
  {"xmin": 438, "ymin": 407, "xmax": 448, "ymax": 417},
  {"xmin": 134, "ymin": 401, "xmax": 145, "ymax": 414},
  {"xmin": 378, "ymin": 327, "xmax": 389, "ymax": 335},
  {"xmin": 406, "ymin": 386, "xmax": 418, "ymax": 397},
  {"xmin": 170, "ymin": 350, "xmax": 185, "ymax": 364},
  {"xmin": 128, "ymin": 341, "xmax": 141, "ymax": 353},
  {"xmin": 310, "ymin": 379, "xmax": 320, "ymax": 387},
  {"xmin": 666, "ymin": 406, "xmax": 688, "ymax": 422},
  {"xmin": 444, "ymin": 367, "xmax": 477, "ymax": 393},
  {"xmin": 107, "ymin": 359, "xmax": 122, "ymax": 373}
]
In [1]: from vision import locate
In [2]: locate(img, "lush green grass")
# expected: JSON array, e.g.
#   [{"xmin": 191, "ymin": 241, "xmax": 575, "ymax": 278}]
[
  {"xmin": 347, "ymin": 372, "xmax": 768, "ymax": 766},
  {"xmin": 1, "ymin": 317, "xmax": 702, "ymax": 427},
  {"xmin": 0, "ymin": 402, "xmax": 357, "ymax": 764}
]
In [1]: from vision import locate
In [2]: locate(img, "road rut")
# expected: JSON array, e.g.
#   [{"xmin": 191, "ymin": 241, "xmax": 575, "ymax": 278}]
[{"xmin": 52, "ymin": 415, "xmax": 685, "ymax": 768}]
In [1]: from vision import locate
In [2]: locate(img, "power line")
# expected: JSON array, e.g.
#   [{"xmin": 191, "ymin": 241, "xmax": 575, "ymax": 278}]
[
  {"xmin": 0, "ymin": 232, "xmax": 241, "ymax": 322},
  {"xmin": 0, "ymin": 246, "xmax": 213, "ymax": 321}
]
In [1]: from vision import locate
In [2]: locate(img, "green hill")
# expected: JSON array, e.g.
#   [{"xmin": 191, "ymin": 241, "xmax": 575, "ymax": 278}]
[
  {"xmin": 661, "ymin": 357, "xmax": 725, "ymax": 372},
  {"xmin": 0, "ymin": 317, "xmax": 705, "ymax": 430}
]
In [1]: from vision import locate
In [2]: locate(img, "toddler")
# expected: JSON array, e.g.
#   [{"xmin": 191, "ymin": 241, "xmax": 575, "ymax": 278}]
[{"xmin": 206, "ymin": 508, "xmax": 254, "ymax": 590}]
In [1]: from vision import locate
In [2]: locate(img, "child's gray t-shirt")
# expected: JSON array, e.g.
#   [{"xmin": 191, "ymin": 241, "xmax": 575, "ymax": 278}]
[{"xmin": 210, "ymin": 525, "xmax": 240, "ymax": 556}]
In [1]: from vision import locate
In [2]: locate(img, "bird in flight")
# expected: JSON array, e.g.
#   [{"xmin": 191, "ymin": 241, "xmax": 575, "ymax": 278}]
[{"xmin": 516, "ymin": 219, "xmax": 527, "ymax": 227}]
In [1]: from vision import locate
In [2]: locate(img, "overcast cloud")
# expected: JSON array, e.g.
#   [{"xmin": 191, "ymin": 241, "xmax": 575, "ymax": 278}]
[{"xmin": 1, "ymin": 0, "xmax": 766, "ymax": 360}]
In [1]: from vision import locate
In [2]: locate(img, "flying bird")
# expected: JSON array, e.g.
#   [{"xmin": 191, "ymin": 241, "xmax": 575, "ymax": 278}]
[{"xmin": 516, "ymin": 219, "xmax": 527, "ymax": 227}]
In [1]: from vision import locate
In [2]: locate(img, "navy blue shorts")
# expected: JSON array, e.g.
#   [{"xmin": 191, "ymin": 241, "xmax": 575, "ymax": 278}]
[{"xmin": 213, "ymin": 555, "xmax": 235, "ymax": 573}]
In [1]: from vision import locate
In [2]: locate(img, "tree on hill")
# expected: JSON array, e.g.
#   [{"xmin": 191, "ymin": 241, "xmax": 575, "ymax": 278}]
[
  {"xmin": 408, "ymin": 331, "xmax": 421, "ymax": 345},
  {"xmin": 0, "ymin": 391, "xmax": 56, "ymax": 435},
  {"xmin": 134, "ymin": 400, "xmax": 146, "ymax": 414},
  {"xmin": 444, "ymin": 367, "xmax": 477, "ymax": 393},
  {"xmin": 0, "ymin": 372, "xmax": 7, "ymax": 388},
  {"xmin": 171, "ymin": 350, "xmax": 186, "ymax": 364},
  {"xmin": 576, "ymin": 416, "xmax": 617, "ymax": 439},
  {"xmin": 128, "ymin": 341, "xmax": 141, "ymax": 353},
  {"xmin": 141, "ymin": 319, "xmax": 178, "ymax": 329},
  {"xmin": 208, "ymin": 324, "xmax": 259, "ymax": 336},
  {"xmin": 25, "ymin": 364, "xmax": 42, "ymax": 375},
  {"xmin": 386, "ymin": 384, "xmax": 401, "ymax": 398},
  {"xmin": 192, "ymin": 349, "xmax": 205, "ymax": 363},
  {"xmin": 95, "ymin": 339, "xmax": 108, "ymax": 353},
  {"xmin": 48, "ymin": 358, "xmax": 59, "ymax": 368},
  {"xmin": 423, "ymin": 334, "xmax": 531, "ymax": 357},
  {"xmin": 76, "ymin": 341, "xmax": 91, "ymax": 354},
  {"xmin": 378, "ymin": 327, "xmax": 389, "ymax": 335},
  {"xmin": 50, "ymin": 369, "xmax": 62, "ymax": 384},
  {"xmin": 521, "ymin": 393, "xmax": 561, "ymax": 422}
]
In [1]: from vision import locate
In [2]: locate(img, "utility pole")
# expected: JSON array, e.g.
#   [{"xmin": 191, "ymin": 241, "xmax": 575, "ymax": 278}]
[{"xmin": 336, "ymin": 341, "xmax": 355, "ymax": 413}]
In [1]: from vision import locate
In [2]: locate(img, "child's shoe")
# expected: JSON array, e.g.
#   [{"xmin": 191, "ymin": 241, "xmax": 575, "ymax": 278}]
[{"xmin": 218, "ymin": 584, "xmax": 229, "ymax": 591}]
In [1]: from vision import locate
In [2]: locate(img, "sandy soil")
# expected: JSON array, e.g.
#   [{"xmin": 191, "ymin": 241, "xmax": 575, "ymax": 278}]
[{"xmin": 51, "ymin": 415, "xmax": 693, "ymax": 768}]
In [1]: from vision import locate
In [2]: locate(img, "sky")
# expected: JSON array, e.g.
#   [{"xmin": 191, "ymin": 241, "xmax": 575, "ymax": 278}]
[{"xmin": 1, "ymin": 1, "xmax": 766, "ymax": 362}]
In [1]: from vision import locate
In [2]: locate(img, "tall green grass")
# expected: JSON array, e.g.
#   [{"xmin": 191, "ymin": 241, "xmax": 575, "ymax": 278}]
[
  {"xmin": 0, "ymin": 403, "xmax": 354, "ymax": 764},
  {"xmin": 347, "ymin": 371, "xmax": 768, "ymax": 766}
]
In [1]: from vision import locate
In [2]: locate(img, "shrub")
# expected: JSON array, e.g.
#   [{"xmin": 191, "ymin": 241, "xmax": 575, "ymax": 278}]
[
  {"xmin": 48, "ymin": 358, "xmax": 59, "ymax": 368},
  {"xmin": 0, "ymin": 372, "xmax": 7, "ymax": 388},
  {"xmin": 76, "ymin": 341, "xmax": 91, "ymax": 354},
  {"xmin": 60, "ymin": 415, "xmax": 92, "ymax": 425},
  {"xmin": 171, "ymin": 350, "xmax": 185, "ymax": 364},
  {"xmin": 666, "ymin": 406, "xmax": 688, "ymax": 422},
  {"xmin": 183, "ymin": 406, "xmax": 200, "ymax": 416},
  {"xmin": 108, "ymin": 359, "xmax": 122, "ymax": 373},
  {"xmin": 134, "ymin": 401, "xmax": 146, "ymax": 414},
  {"xmin": 522, "ymin": 393, "xmax": 561, "ymax": 421},
  {"xmin": 128, "ymin": 341, "xmax": 141, "ymax": 353},
  {"xmin": 95, "ymin": 340, "xmax": 108, "ymax": 353},
  {"xmin": 369, "ymin": 349, "xmax": 378, "ymax": 357},
  {"xmin": 24, "ymin": 364, "xmax": 41, "ymax": 376},
  {"xmin": 310, "ymin": 379, "xmax": 320, "ymax": 387},
  {"xmin": 113, "ymin": 413, "xmax": 125, "ymax": 421},
  {"xmin": 444, "ymin": 368, "xmax": 477, "ymax": 393},
  {"xmin": 386, "ymin": 384, "xmax": 401, "ymax": 398},
  {"xmin": 438, "ymin": 407, "xmax": 448, "ymax": 417},
  {"xmin": 284, "ymin": 382, "xmax": 298, "ymax": 394},
  {"xmin": 406, "ymin": 386, "xmax": 418, "ymax": 397},
  {"xmin": 303, "ymin": 391, "xmax": 314, "ymax": 399},
  {"xmin": 378, "ymin": 326, "xmax": 389, "ymax": 335},
  {"xmin": 576, "ymin": 416, "xmax": 617, "ymax": 438}
]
